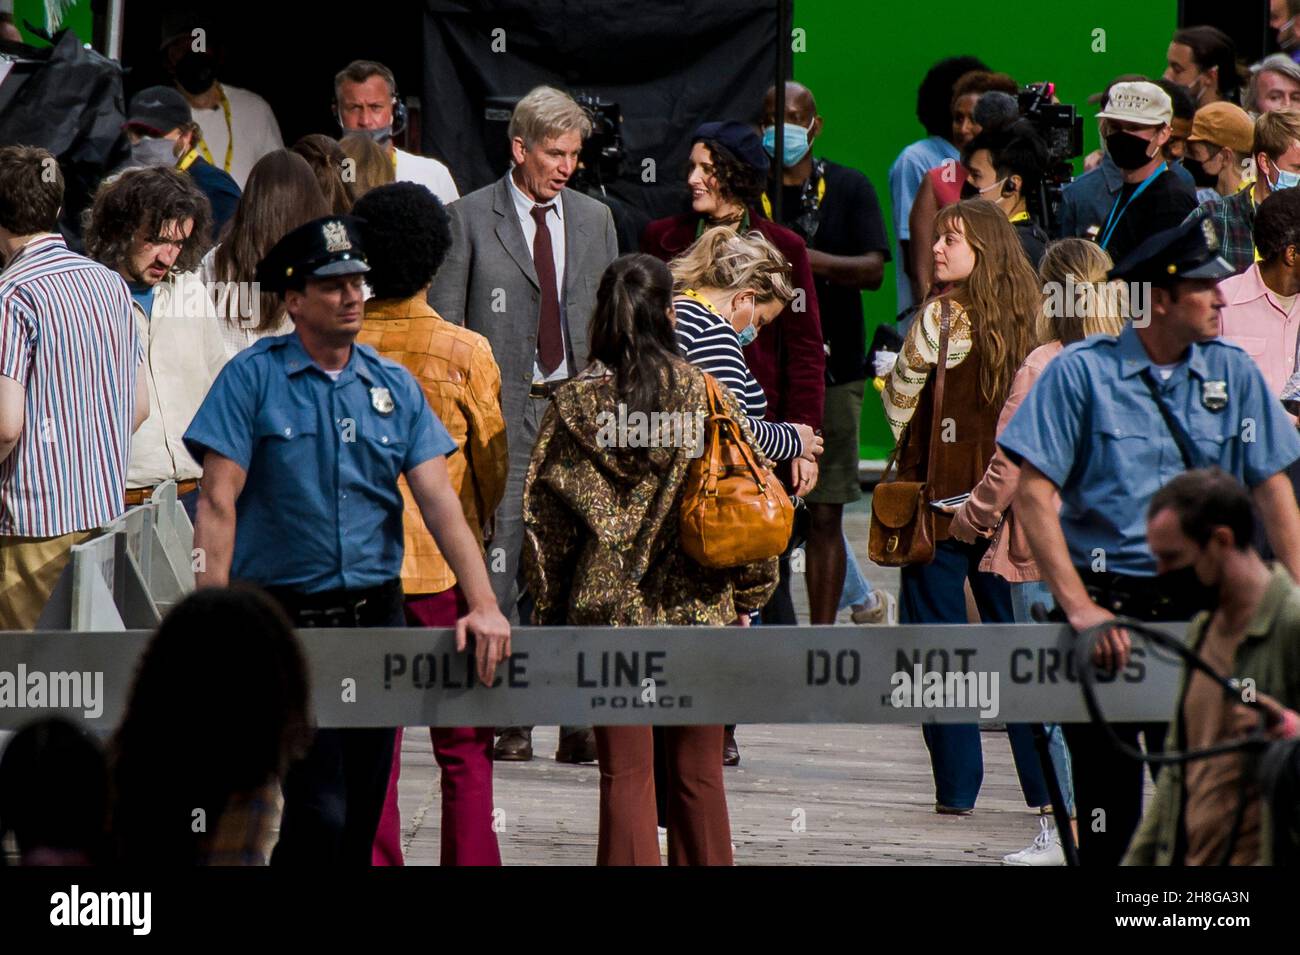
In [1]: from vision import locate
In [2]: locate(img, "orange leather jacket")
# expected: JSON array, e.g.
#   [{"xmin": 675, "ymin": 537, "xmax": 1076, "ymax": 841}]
[{"xmin": 359, "ymin": 293, "xmax": 508, "ymax": 595}]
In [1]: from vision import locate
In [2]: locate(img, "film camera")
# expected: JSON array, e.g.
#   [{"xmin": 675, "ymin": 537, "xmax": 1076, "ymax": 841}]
[
  {"xmin": 1017, "ymin": 82, "xmax": 1083, "ymax": 235},
  {"xmin": 569, "ymin": 92, "xmax": 626, "ymax": 193}
]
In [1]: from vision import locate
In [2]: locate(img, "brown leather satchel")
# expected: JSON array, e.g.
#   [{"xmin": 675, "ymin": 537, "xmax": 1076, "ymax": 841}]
[
  {"xmin": 868, "ymin": 300, "xmax": 952, "ymax": 567},
  {"xmin": 680, "ymin": 374, "xmax": 794, "ymax": 568}
]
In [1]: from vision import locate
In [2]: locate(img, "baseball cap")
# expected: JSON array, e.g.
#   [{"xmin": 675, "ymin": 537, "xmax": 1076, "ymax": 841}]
[
  {"xmin": 124, "ymin": 86, "xmax": 192, "ymax": 136},
  {"xmin": 1187, "ymin": 102, "xmax": 1255, "ymax": 154},
  {"xmin": 1095, "ymin": 81, "xmax": 1173, "ymax": 126}
]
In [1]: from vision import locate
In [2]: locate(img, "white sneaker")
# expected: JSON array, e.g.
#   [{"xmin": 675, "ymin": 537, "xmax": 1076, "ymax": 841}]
[
  {"xmin": 658, "ymin": 826, "xmax": 668, "ymax": 857},
  {"xmin": 851, "ymin": 590, "xmax": 898, "ymax": 625},
  {"xmin": 1001, "ymin": 817, "xmax": 1065, "ymax": 866}
]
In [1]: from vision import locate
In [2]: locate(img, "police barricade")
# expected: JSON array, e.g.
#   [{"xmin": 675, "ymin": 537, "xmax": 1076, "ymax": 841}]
[
  {"xmin": 0, "ymin": 622, "xmax": 1186, "ymax": 729},
  {"xmin": 34, "ymin": 481, "xmax": 194, "ymax": 632},
  {"xmin": 3, "ymin": 482, "xmax": 1187, "ymax": 730}
]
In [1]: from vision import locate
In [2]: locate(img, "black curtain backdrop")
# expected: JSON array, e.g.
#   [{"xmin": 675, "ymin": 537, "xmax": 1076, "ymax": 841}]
[{"xmin": 422, "ymin": 0, "xmax": 782, "ymax": 221}]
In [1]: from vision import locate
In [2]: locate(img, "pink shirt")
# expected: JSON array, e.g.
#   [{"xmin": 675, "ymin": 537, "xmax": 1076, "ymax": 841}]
[{"xmin": 1218, "ymin": 264, "xmax": 1300, "ymax": 398}]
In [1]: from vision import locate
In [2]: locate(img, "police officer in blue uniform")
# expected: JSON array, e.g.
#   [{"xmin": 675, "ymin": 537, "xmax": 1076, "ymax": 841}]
[
  {"xmin": 999, "ymin": 217, "xmax": 1300, "ymax": 866},
  {"xmin": 184, "ymin": 215, "xmax": 511, "ymax": 866}
]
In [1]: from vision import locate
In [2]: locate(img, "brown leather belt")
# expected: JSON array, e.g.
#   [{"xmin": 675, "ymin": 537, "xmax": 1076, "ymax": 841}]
[
  {"xmin": 528, "ymin": 379, "xmax": 570, "ymax": 399},
  {"xmin": 125, "ymin": 479, "xmax": 200, "ymax": 506}
]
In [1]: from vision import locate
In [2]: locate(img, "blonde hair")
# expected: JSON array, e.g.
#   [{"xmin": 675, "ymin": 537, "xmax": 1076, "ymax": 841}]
[
  {"xmin": 1253, "ymin": 107, "xmax": 1300, "ymax": 159},
  {"xmin": 507, "ymin": 86, "xmax": 593, "ymax": 148},
  {"xmin": 339, "ymin": 133, "xmax": 395, "ymax": 199},
  {"xmin": 933, "ymin": 200, "xmax": 1040, "ymax": 408},
  {"xmin": 1036, "ymin": 239, "xmax": 1127, "ymax": 345},
  {"xmin": 668, "ymin": 226, "xmax": 795, "ymax": 304}
]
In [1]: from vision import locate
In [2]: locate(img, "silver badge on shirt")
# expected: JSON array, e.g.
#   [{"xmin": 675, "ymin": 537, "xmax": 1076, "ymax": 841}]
[
  {"xmin": 1201, "ymin": 380, "xmax": 1228, "ymax": 412},
  {"xmin": 371, "ymin": 387, "xmax": 394, "ymax": 415}
]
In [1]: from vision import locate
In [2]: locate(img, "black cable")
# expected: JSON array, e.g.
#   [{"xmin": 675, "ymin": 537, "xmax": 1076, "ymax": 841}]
[{"xmin": 1073, "ymin": 617, "xmax": 1275, "ymax": 865}]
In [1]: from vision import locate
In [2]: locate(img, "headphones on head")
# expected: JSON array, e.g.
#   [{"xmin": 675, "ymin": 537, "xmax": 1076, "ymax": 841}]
[{"xmin": 333, "ymin": 69, "xmax": 407, "ymax": 137}]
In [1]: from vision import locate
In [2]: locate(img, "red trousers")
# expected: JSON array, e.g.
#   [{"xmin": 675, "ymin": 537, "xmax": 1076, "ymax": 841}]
[{"xmin": 371, "ymin": 588, "xmax": 501, "ymax": 866}]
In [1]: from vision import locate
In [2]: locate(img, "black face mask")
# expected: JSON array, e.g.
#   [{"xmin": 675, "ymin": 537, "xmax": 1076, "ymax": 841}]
[
  {"xmin": 959, "ymin": 181, "xmax": 979, "ymax": 200},
  {"xmin": 174, "ymin": 51, "xmax": 217, "ymax": 95},
  {"xmin": 1105, "ymin": 131, "xmax": 1157, "ymax": 171},
  {"xmin": 1182, "ymin": 155, "xmax": 1219, "ymax": 189},
  {"xmin": 1156, "ymin": 562, "xmax": 1219, "ymax": 616}
]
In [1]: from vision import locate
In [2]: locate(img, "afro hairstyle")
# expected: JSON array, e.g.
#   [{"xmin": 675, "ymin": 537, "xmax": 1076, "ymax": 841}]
[{"xmin": 352, "ymin": 181, "xmax": 453, "ymax": 300}]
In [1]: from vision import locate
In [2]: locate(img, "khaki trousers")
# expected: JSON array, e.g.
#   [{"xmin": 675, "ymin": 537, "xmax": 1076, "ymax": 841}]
[
  {"xmin": 594, "ymin": 725, "xmax": 732, "ymax": 866},
  {"xmin": 0, "ymin": 530, "xmax": 93, "ymax": 630}
]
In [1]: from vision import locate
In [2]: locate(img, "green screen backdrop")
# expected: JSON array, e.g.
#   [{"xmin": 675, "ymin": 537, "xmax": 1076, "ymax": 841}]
[{"xmin": 791, "ymin": 0, "xmax": 1179, "ymax": 462}]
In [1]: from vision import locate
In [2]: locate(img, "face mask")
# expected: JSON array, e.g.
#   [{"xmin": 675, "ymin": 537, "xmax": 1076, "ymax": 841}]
[
  {"xmin": 174, "ymin": 51, "xmax": 218, "ymax": 95},
  {"xmin": 1269, "ymin": 164, "xmax": 1300, "ymax": 191},
  {"xmin": 762, "ymin": 124, "xmax": 811, "ymax": 166},
  {"xmin": 130, "ymin": 137, "xmax": 178, "ymax": 168},
  {"xmin": 1283, "ymin": 17, "xmax": 1300, "ymax": 51},
  {"xmin": 1105, "ymin": 131, "xmax": 1158, "ymax": 171},
  {"xmin": 1182, "ymin": 155, "xmax": 1219, "ymax": 189},
  {"xmin": 735, "ymin": 298, "xmax": 759, "ymax": 346},
  {"xmin": 960, "ymin": 177, "xmax": 1006, "ymax": 201},
  {"xmin": 340, "ymin": 121, "xmax": 393, "ymax": 145},
  {"xmin": 1157, "ymin": 562, "xmax": 1219, "ymax": 615}
]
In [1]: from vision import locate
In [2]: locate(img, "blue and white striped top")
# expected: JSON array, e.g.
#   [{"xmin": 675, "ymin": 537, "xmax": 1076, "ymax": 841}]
[
  {"xmin": 0, "ymin": 235, "xmax": 139, "ymax": 536},
  {"xmin": 672, "ymin": 295, "xmax": 802, "ymax": 461}
]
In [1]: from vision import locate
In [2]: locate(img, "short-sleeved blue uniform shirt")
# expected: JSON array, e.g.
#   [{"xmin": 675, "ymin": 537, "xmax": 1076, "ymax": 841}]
[
  {"xmin": 999, "ymin": 324, "xmax": 1300, "ymax": 577},
  {"xmin": 184, "ymin": 332, "xmax": 457, "ymax": 593}
]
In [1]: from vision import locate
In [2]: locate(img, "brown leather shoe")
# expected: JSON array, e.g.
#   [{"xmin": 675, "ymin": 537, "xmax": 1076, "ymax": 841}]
[
  {"xmin": 723, "ymin": 728, "xmax": 740, "ymax": 766},
  {"xmin": 493, "ymin": 726, "xmax": 533, "ymax": 761},
  {"xmin": 554, "ymin": 727, "xmax": 598, "ymax": 764}
]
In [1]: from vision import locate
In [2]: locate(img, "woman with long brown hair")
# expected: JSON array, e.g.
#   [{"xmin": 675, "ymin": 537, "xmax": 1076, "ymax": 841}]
[
  {"xmin": 522, "ymin": 254, "xmax": 778, "ymax": 864},
  {"xmin": 200, "ymin": 149, "xmax": 330, "ymax": 358},
  {"xmin": 291, "ymin": 134, "xmax": 357, "ymax": 215},
  {"xmin": 879, "ymin": 197, "xmax": 1039, "ymax": 815},
  {"xmin": 946, "ymin": 238, "xmax": 1127, "ymax": 862}
]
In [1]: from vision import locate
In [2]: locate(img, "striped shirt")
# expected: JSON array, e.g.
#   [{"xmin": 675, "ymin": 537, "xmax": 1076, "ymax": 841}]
[
  {"xmin": 882, "ymin": 297, "xmax": 973, "ymax": 442},
  {"xmin": 672, "ymin": 296, "xmax": 802, "ymax": 461},
  {"xmin": 0, "ymin": 235, "xmax": 139, "ymax": 536}
]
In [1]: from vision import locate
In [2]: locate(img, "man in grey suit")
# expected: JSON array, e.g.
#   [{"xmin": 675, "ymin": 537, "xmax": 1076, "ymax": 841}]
[{"xmin": 430, "ymin": 86, "xmax": 618, "ymax": 763}]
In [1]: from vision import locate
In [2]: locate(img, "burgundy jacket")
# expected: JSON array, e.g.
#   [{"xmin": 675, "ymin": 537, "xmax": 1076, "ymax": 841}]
[{"xmin": 641, "ymin": 211, "xmax": 825, "ymax": 429}]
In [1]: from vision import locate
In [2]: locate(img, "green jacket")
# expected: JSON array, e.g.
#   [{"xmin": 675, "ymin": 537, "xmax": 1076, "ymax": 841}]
[{"xmin": 1124, "ymin": 565, "xmax": 1300, "ymax": 865}]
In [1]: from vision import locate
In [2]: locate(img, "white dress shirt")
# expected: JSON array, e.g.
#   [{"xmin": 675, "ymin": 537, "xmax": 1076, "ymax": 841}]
[{"xmin": 508, "ymin": 171, "xmax": 570, "ymax": 382}]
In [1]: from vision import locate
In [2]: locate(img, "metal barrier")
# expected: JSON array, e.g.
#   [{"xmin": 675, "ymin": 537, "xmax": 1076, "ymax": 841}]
[{"xmin": 0, "ymin": 483, "xmax": 1188, "ymax": 730}]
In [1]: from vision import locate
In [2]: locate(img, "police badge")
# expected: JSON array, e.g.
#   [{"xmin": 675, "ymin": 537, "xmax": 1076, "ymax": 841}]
[
  {"xmin": 323, "ymin": 220, "xmax": 351, "ymax": 253},
  {"xmin": 1201, "ymin": 379, "xmax": 1227, "ymax": 412},
  {"xmin": 371, "ymin": 387, "xmax": 394, "ymax": 414}
]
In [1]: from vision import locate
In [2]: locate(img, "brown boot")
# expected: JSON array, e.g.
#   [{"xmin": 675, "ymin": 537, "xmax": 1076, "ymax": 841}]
[
  {"xmin": 555, "ymin": 727, "xmax": 598, "ymax": 764},
  {"xmin": 493, "ymin": 726, "xmax": 533, "ymax": 761}
]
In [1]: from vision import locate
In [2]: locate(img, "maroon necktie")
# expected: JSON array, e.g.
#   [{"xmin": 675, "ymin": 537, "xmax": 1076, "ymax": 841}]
[{"xmin": 530, "ymin": 204, "xmax": 563, "ymax": 375}]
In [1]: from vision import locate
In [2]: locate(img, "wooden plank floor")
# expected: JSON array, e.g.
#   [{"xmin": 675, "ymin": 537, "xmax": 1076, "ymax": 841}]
[{"xmin": 394, "ymin": 500, "xmax": 1062, "ymax": 866}]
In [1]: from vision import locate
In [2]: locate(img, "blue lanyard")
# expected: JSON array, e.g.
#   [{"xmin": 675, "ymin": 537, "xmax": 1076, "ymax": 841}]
[{"xmin": 1098, "ymin": 162, "xmax": 1166, "ymax": 250}]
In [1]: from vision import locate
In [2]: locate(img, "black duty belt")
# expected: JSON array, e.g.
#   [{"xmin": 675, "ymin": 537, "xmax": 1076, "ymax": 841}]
[{"xmin": 263, "ymin": 577, "xmax": 403, "ymax": 628}]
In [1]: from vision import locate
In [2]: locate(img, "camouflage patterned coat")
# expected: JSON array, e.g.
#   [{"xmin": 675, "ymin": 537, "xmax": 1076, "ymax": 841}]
[{"xmin": 523, "ymin": 359, "xmax": 779, "ymax": 627}]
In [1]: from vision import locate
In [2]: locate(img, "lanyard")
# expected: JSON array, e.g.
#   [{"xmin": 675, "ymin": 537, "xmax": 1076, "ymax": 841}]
[
  {"xmin": 679, "ymin": 287, "xmax": 723, "ymax": 316},
  {"xmin": 760, "ymin": 172, "xmax": 826, "ymax": 220},
  {"xmin": 196, "ymin": 87, "xmax": 234, "ymax": 174},
  {"xmin": 177, "ymin": 147, "xmax": 200, "ymax": 172},
  {"xmin": 1098, "ymin": 162, "xmax": 1166, "ymax": 250}
]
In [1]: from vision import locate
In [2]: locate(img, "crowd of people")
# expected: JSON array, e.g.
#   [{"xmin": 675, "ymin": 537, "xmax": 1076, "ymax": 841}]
[{"xmin": 3, "ymin": 9, "xmax": 1300, "ymax": 869}]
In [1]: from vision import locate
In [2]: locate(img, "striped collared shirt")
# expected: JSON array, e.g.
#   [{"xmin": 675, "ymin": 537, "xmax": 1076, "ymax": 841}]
[{"xmin": 0, "ymin": 234, "xmax": 139, "ymax": 536}]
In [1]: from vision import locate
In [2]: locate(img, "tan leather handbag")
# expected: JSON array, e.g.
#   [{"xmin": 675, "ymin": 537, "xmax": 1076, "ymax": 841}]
[
  {"xmin": 868, "ymin": 300, "xmax": 952, "ymax": 567},
  {"xmin": 680, "ymin": 374, "xmax": 794, "ymax": 568}
]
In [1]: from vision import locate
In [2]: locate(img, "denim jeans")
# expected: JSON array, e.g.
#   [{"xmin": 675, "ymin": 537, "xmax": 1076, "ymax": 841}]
[
  {"xmin": 838, "ymin": 530, "xmax": 876, "ymax": 611},
  {"xmin": 1006, "ymin": 579, "xmax": 1075, "ymax": 816},
  {"xmin": 899, "ymin": 537, "xmax": 1013, "ymax": 810}
]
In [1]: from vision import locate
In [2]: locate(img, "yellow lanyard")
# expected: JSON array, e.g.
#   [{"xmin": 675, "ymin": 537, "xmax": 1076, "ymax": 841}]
[
  {"xmin": 679, "ymin": 287, "xmax": 723, "ymax": 316},
  {"xmin": 1009, "ymin": 210, "xmax": 1031, "ymax": 223},
  {"xmin": 177, "ymin": 147, "xmax": 200, "ymax": 172},
  {"xmin": 760, "ymin": 174, "xmax": 826, "ymax": 219},
  {"xmin": 196, "ymin": 88, "xmax": 234, "ymax": 174}
]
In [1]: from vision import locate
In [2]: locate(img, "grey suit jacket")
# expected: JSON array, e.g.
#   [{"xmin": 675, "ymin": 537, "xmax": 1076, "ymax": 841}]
[{"xmin": 429, "ymin": 174, "xmax": 619, "ymax": 450}]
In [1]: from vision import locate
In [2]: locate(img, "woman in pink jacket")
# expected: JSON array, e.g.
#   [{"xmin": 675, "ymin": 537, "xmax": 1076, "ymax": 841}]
[{"xmin": 946, "ymin": 238, "xmax": 1127, "ymax": 866}]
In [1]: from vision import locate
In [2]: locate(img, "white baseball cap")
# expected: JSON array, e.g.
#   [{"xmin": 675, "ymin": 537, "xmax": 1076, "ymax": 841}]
[{"xmin": 1095, "ymin": 81, "xmax": 1173, "ymax": 126}]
